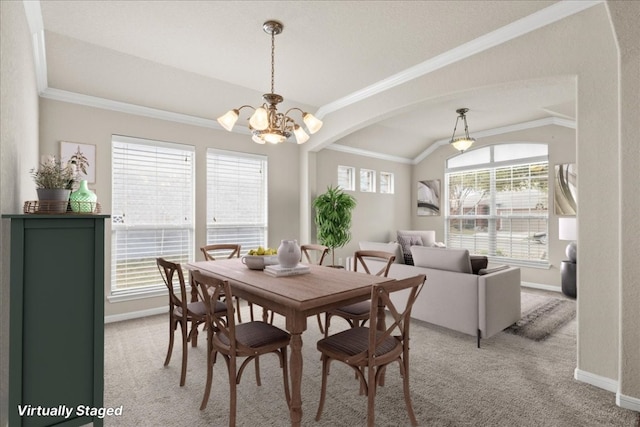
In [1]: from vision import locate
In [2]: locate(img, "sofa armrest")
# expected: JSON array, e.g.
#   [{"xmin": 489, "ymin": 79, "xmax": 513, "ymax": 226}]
[{"xmin": 478, "ymin": 267, "xmax": 521, "ymax": 339}]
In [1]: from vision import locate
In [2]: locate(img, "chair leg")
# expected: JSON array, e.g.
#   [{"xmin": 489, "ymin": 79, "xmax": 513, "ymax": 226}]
[
  {"xmin": 164, "ymin": 318, "xmax": 176, "ymax": 366},
  {"xmin": 229, "ymin": 356, "xmax": 238, "ymax": 427},
  {"xmin": 254, "ymin": 356, "xmax": 262, "ymax": 386},
  {"xmin": 316, "ymin": 313, "xmax": 325, "ymax": 334},
  {"xmin": 281, "ymin": 347, "xmax": 291, "ymax": 408},
  {"xmin": 235, "ymin": 297, "xmax": 242, "ymax": 323},
  {"xmin": 179, "ymin": 320, "xmax": 188, "ymax": 386},
  {"xmin": 400, "ymin": 359, "xmax": 418, "ymax": 426},
  {"xmin": 315, "ymin": 356, "xmax": 330, "ymax": 421},
  {"xmin": 367, "ymin": 365, "xmax": 376, "ymax": 427},
  {"xmin": 200, "ymin": 349, "xmax": 215, "ymax": 410}
]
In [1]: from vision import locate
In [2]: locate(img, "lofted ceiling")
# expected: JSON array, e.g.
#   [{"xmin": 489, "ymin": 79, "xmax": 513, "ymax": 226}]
[{"xmin": 30, "ymin": 0, "xmax": 594, "ymax": 162}]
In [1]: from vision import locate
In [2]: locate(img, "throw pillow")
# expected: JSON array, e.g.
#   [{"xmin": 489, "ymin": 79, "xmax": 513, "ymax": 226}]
[
  {"xmin": 397, "ymin": 234, "xmax": 423, "ymax": 265},
  {"xmin": 470, "ymin": 255, "xmax": 488, "ymax": 274}
]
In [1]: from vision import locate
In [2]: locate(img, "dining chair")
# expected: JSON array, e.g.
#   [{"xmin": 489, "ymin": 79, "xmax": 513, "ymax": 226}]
[
  {"xmin": 300, "ymin": 244, "xmax": 330, "ymax": 333},
  {"xmin": 156, "ymin": 257, "xmax": 226, "ymax": 387},
  {"xmin": 315, "ymin": 274, "xmax": 426, "ymax": 427},
  {"xmin": 191, "ymin": 270, "xmax": 291, "ymax": 426},
  {"xmin": 324, "ymin": 250, "xmax": 396, "ymax": 337},
  {"xmin": 200, "ymin": 244, "xmax": 254, "ymax": 322}
]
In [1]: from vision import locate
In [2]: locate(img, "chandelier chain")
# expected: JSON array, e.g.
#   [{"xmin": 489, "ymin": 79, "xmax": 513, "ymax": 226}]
[{"xmin": 270, "ymin": 30, "xmax": 275, "ymax": 94}]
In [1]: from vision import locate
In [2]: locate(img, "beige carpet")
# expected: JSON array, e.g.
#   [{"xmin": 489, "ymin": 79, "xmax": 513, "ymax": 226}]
[
  {"xmin": 506, "ymin": 292, "xmax": 576, "ymax": 341},
  {"xmin": 103, "ymin": 292, "xmax": 639, "ymax": 426}
]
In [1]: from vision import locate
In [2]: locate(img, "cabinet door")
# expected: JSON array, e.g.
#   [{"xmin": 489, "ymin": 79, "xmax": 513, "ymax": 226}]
[{"xmin": 8, "ymin": 216, "xmax": 105, "ymax": 427}]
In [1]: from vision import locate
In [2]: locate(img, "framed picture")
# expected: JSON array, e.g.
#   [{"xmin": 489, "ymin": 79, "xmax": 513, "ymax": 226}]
[
  {"xmin": 554, "ymin": 163, "xmax": 577, "ymax": 215},
  {"xmin": 417, "ymin": 179, "xmax": 440, "ymax": 216},
  {"xmin": 60, "ymin": 141, "xmax": 96, "ymax": 183}
]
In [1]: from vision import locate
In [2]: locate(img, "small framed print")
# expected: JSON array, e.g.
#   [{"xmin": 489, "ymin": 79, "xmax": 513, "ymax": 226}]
[{"xmin": 60, "ymin": 141, "xmax": 96, "ymax": 183}]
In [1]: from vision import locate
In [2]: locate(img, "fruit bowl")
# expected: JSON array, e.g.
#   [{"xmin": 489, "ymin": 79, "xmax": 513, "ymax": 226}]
[{"xmin": 241, "ymin": 255, "xmax": 279, "ymax": 270}]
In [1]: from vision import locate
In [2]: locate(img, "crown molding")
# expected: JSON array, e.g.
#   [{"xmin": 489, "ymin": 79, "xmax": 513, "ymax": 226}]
[
  {"xmin": 324, "ymin": 144, "xmax": 414, "ymax": 165},
  {"xmin": 40, "ymin": 87, "xmax": 248, "ymax": 133},
  {"xmin": 315, "ymin": 0, "xmax": 603, "ymax": 120},
  {"xmin": 413, "ymin": 116, "xmax": 576, "ymax": 164}
]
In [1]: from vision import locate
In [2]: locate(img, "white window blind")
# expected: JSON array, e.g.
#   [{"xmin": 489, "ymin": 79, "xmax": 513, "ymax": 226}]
[
  {"xmin": 206, "ymin": 149, "xmax": 268, "ymax": 253},
  {"xmin": 337, "ymin": 165, "xmax": 355, "ymax": 191},
  {"xmin": 380, "ymin": 171, "xmax": 394, "ymax": 194},
  {"xmin": 445, "ymin": 144, "xmax": 549, "ymax": 266},
  {"xmin": 360, "ymin": 168, "xmax": 376, "ymax": 192},
  {"xmin": 111, "ymin": 136, "xmax": 194, "ymax": 293}
]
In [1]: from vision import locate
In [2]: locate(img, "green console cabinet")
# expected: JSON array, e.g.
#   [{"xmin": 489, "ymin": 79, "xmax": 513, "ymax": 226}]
[{"xmin": 3, "ymin": 214, "xmax": 109, "ymax": 427}]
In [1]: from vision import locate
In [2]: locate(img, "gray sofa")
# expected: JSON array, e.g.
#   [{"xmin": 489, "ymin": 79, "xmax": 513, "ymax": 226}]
[{"xmin": 351, "ymin": 232, "xmax": 521, "ymax": 347}]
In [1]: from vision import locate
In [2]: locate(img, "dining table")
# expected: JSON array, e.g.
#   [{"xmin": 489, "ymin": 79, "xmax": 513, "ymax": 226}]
[{"xmin": 186, "ymin": 258, "xmax": 395, "ymax": 427}]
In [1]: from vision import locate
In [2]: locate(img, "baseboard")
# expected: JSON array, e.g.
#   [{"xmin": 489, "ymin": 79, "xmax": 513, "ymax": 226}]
[
  {"xmin": 617, "ymin": 393, "xmax": 640, "ymax": 412},
  {"xmin": 104, "ymin": 306, "xmax": 166, "ymax": 324},
  {"xmin": 521, "ymin": 281, "xmax": 562, "ymax": 293},
  {"xmin": 574, "ymin": 368, "xmax": 618, "ymax": 393}
]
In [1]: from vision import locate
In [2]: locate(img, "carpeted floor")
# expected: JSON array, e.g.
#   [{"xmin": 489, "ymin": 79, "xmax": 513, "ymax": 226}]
[
  {"xmin": 506, "ymin": 292, "xmax": 576, "ymax": 341},
  {"xmin": 103, "ymin": 291, "xmax": 639, "ymax": 426}
]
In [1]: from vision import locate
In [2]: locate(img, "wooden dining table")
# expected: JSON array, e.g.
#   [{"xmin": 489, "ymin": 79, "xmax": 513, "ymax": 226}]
[{"xmin": 186, "ymin": 258, "xmax": 394, "ymax": 427}]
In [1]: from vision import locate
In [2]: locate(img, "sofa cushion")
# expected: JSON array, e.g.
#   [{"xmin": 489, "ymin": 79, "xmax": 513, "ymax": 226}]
[
  {"xmin": 397, "ymin": 234, "xmax": 423, "ymax": 265},
  {"xmin": 470, "ymin": 255, "xmax": 488, "ymax": 274},
  {"xmin": 411, "ymin": 246, "xmax": 473, "ymax": 274},
  {"xmin": 358, "ymin": 241, "xmax": 404, "ymax": 264},
  {"xmin": 397, "ymin": 230, "xmax": 436, "ymax": 247}
]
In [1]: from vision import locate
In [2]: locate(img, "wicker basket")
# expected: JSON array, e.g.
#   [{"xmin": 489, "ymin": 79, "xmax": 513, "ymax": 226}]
[{"xmin": 23, "ymin": 200, "xmax": 102, "ymax": 214}]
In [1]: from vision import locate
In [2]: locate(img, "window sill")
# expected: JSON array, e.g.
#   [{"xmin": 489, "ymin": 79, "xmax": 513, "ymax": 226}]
[
  {"xmin": 107, "ymin": 286, "xmax": 171, "ymax": 303},
  {"xmin": 488, "ymin": 257, "xmax": 550, "ymax": 270}
]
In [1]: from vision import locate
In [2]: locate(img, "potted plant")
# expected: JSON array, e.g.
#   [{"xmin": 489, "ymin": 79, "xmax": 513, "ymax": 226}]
[
  {"xmin": 313, "ymin": 185, "xmax": 357, "ymax": 267},
  {"xmin": 30, "ymin": 156, "xmax": 75, "ymax": 212}
]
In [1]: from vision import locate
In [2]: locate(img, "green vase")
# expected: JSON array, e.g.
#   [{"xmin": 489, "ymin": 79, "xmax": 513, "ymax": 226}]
[{"xmin": 69, "ymin": 180, "xmax": 97, "ymax": 213}]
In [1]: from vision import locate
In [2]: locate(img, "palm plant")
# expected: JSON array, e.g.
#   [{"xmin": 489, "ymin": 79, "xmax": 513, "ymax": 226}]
[{"xmin": 313, "ymin": 185, "xmax": 357, "ymax": 266}]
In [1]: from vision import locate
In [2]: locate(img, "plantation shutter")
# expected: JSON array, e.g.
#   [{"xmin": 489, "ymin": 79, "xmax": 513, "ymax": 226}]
[
  {"xmin": 111, "ymin": 135, "xmax": 194, "ymax": 292},
  {"xmin": 206, "ymin": 149, "xmax": 268, "ymax": 253}
]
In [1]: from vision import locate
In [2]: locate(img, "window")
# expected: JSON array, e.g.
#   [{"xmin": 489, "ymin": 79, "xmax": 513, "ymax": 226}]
[
  {"xmin": 337, "ymin": 165, "xmax": 355, "ymax": 191},
  {"xmin": 380, "ymin": 171, "xmax": 394, "ymax": 194},
  {"xmin": 111, "ymin": 136, "xmax": 195, "ymax": 294},
  {"xmin": 206, "ymin": 149, "xmax": 268, "ymax": 253},
  {"xmin": 445, "ymin": 144, "xmax": 549, "ymax": 266},
  {"xmin": 360, "ymin": 168, "xmax": 376, "ymax": 192}
]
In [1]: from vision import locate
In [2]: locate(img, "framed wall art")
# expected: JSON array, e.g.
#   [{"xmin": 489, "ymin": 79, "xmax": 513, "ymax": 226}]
[
  {"xmin": 417, "ymin": 179, "xmax": 440, "ymax": 216},
  {"xmin": 60, "ymin": 141, "xmax": 96, "ymax": 183}
]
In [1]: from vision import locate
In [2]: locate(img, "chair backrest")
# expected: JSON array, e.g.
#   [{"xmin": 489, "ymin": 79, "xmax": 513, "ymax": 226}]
[
  {"xmin": 156, "ymin": 257, "xmax": 189, "ymax": 312},
  {"xmin": 190, "ymin": 269, "xmax": 247, "ymax": 354},
  {"xmin": 353, "ymin": 250, "xmax": 396, "ymax": 277},
  {"xmin": 200, "ymin": 244, "xmax": 241, "ymax": 261},
  {"xmin": 354, "ymin": 274, "xmax": 426, "ymax": 365},
  {"xmin": 300, "ymin": 244, "xmax": 329, "ymax": 265}
]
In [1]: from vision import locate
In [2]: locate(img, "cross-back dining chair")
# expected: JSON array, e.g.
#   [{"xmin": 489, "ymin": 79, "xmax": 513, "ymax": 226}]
[
  {"xmin": 191, "ymin": 270, "xmax": 291, "ymax": 426},
  {"xmin": 156, "ymin": 257, "xmax": 226, "ymax": 386},
  {"xmin": 323, "ymin": 250, "xmax": 396, "ymax": 337},
  {"xmin": 315, "ymin": 274, "xmax": 426, "ymax": 427},
  {"xmin": 200, "ymin": 244, "xmax": 254, "ymax": 322},
  {"xmin": 299, "ymin": 244, "xmax": 330, "ymax": 332}
]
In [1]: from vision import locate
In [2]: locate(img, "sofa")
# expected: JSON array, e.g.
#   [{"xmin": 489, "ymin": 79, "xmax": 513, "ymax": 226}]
[{"xmin": 350, "ymin": 230, "xmax": 521, "ymax": 347}]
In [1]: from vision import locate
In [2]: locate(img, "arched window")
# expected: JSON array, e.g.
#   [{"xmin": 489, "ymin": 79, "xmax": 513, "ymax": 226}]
[{"xmin": 445, "ymin": 143, "xmax": 549, "ymax": 267}]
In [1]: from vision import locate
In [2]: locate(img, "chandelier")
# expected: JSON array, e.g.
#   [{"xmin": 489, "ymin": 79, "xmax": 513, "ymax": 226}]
[
  {"xmin": 217, "ymin": 20, "xmax": 323, "ymax": 145},
  {"xmin": 449, "ymin": 108, "xmax": 476, "ymax": 152}
]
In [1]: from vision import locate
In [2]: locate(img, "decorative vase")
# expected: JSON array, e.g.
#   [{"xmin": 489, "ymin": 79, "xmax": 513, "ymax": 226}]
[
  {"xmin": 277, "ymin": 240, "xmax": 301, "ymax": 268},
  {"xmin": 36, "ymin": 188, "xmax": 71, "ymax": 213},
  {"xmin": 69, "ymin": 180, "xmax": 97, "ymax": 213}
]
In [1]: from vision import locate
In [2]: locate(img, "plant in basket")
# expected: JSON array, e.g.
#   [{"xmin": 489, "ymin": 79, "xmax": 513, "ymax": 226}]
[{"xmin": 30, "ymin": 156, "xmax": 75, "ymax": 213}]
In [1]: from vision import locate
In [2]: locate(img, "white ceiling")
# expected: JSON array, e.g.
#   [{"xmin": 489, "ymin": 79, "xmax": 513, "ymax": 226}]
[{"xmin": 33, "ymin": 0, "xmax": 590, "ymax": 161}]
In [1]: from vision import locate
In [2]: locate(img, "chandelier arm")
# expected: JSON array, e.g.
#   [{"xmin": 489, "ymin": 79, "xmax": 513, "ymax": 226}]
[{"xmin": 450, "ymin": 116, "xmax": 461, "ymax": 141}]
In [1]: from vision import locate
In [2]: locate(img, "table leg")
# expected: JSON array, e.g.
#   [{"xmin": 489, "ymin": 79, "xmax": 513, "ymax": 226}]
[{"xmin": 289, "ymin": 332, "xmax": 303, "ymax": 426}]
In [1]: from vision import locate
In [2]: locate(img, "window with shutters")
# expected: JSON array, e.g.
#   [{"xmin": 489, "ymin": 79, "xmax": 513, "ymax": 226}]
[
  {"xmin": 445, "ymin": 143, "xmax": 549, "ymax": 267},
  {"xmin": 206, "ymin": 149, "xmax": 268, "ymax": 253},
  {"xmin": 111, "ymin": 135, "xmax": 195, "ymax": 294}
]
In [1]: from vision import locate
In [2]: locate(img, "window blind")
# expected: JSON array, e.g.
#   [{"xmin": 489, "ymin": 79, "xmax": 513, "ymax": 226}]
[
  {"xmin": 111, "ymin": 136, "xmax": 194, "ymax": 292},
  {"xmin": 445, "ymin": 144, "xmax": 549, "ymax": 265},
  {"xmin": 206, "ymin": 149, "xmax": 268, "ymax": 253}
]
